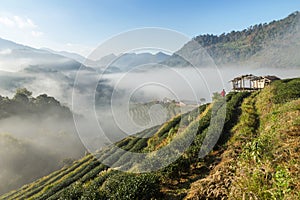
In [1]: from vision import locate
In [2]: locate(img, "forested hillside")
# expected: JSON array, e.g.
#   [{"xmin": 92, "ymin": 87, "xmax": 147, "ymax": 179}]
[
  {"xmin": 0, "ymin": 89, "xmax": 85, "ymax": 195},
  {"xmin": 166, "ymin": 11, "xmax": 300, "ymax": 68},
  {"xmin": 2, "ymin": 78, "xmax": 299, "ymax": 199},
  {"xmin": 0, "ymin": 88, "xmax": 72, "ymax": 119}
]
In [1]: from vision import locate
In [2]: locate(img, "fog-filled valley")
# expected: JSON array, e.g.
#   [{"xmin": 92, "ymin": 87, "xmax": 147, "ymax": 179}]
[
  {"xmin": 0, "ymin": 89, "xmax": 86, "ymax": 194},
  {"xmin": 0, "ymin": 10, "xmax": 300, "ymax": 198},
  {"xmin": 0, "ymin": 59, "xmax": 299, "ymax": 195}
]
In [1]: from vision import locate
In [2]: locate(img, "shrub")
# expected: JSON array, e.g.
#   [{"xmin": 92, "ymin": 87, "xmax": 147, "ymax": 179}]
[
  {"xmin": 58, "ymin": 182, "xmax": 83, "ymax": 200},
  {"xmin": 100, "ymin": 173, "xmax": 161, "ymax": 200},
  {"xmin": 272, "ymin": 78, "xmax": 300, "ymax": 104}
]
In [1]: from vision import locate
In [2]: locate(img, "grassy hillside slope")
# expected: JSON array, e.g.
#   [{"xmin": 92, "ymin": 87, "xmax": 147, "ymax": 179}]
[{"xmin": 1, "ymin": 78, "xmax": 299, "ymax": 200}]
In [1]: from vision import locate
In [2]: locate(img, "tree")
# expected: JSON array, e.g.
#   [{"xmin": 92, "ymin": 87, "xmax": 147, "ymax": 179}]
[
  {"xmin": 13, "ymin": 88, "xmax": 32, "ymax": 104},
  {"xmin": 15, "ymin": 88, "xmax": 32, "ymax": 97}
]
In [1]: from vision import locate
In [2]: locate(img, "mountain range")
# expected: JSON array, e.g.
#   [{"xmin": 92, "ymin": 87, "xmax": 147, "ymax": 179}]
[
  {"xmin": 1, "ymin": 11, "xmax": 300, "ymax": 74},
  {"xmin": 0, "ymin": 38, "xmax": 93, "ymax": 72},
  {"xmin": 0, "ymin": 37, "xmax": 171, "ymax": 73}
]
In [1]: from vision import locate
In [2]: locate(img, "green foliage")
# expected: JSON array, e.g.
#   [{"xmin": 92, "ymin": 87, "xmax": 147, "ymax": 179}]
[
  {"xmin": 101, "ymin": 148, "xmax": 126, "ymax": 166},
  {"xmin": 58, "ymin": 182, "xmax": 84, "ymax": 200},
  {"xmin": 34, "ymin": 158, "xmax": 101, "ymax": 200},
  {"xmin": 157, "ymin": 115, "xmax": 182, "ymax": 138},
  {"xmin": 161, "ymin": 155, "xmax": 190, "ymax": 179},
  {"xmin": 193, "ymin": 11, "xmax": 300, "ymax": 65},
  {"xmin": 217, "ymin": 91, "xmax": 250, "ymax": 145},
  {"xmin": 115, "ymin": 137, "xmax": 131, "ymax": 148},
  {"xmin": 212, "ymin": 92, "xmax": 223, "ymax": 101},
  {"xmin": 145, "ymin": 114, "xmax": 182, "ymax": 151},
  {"xmin": 100, "ymin": 173, "xmax": 161, "ymax": 200},
  {"xmin": 272, "ymin": 78, "xmax": 300, "ymax": 104},
  {"xmin": 80, "ymin": 164, "xmax": 107, "ymax": 183},
  {"xmin": 129, "ymin": 138, "xmax": 148, "ymax": 152},
  {"xmin": 13, "ymin": 88, "xmax": 32, "ymax": 104},
  {"xmin": 228, "ymin": 80, "xmax": 300, "ymax": 200},
  {"xmin": 0, "ymin": 88, "xmax": 72, "ymax": 119},
  {"xmin": 128, "ymin": 100, "xmax": 182, "ymax": 126},
  {"xmin": 233, "ymin": 166, "xmax": 292, "ymax": 200},
  {"xmin": 272, "ymin": 167, "xmax": 292, "ymax": 199},
  {"xmin": 181, "ymin": 104, "xmax": 207, "ymax": 127},
  {"xmin": 15, "ymin": 88, "xmax": 32, "ymax": 97},
  {"xmin": 10, "ymin": 155, "xmax": 93, "ymax": 200},
  {"xmin": 241, "ymin": 136, "xmax": 271, "ymax": 163},
  {"xmin": 58, "ymin": 181, "xmax": 106, "ymax": 200},
  {"xmin": 81, "ymin": 182, "xmax": 106, "ymax": 200}
]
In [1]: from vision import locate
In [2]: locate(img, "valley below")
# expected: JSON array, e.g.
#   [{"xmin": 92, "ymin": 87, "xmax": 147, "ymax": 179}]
[{"xmin": 0, "ymin": 9, "xmax": 299, "ymax": 200}]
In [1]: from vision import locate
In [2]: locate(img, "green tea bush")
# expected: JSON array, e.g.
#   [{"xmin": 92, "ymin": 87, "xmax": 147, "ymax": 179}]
[
  {"xmin": 100, "ymin": 172, "xmax": 161, "ymax": 200},
  {"xmin": 272, "ymin": 78, "xmax": 300, "ymax": 104}
]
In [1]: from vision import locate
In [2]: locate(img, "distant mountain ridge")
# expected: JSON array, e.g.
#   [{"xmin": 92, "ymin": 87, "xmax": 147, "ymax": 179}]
[
  {"xmin": 0, "ymin": 37, "xmax": 92, "ymax": 72},
  {"xmin": 109, "ymin": 52, "xmax": 170, "ymax": 71},
  {"xmin": 41, "ymin": 48, "xmax": 87, "ymax": 64},
  {"xmin": 90, "ymin": 52, "xmax": 170, "ymax": 73},
  {"xmin": 0, "ymin": 38, "xmax": 30, "ymax": 50}
]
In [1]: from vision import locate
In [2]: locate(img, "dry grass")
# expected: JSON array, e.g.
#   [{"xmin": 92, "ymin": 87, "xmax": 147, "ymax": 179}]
[{"xmin": 185, "ymin": 88, "xmax": 300, "ymax": 200}]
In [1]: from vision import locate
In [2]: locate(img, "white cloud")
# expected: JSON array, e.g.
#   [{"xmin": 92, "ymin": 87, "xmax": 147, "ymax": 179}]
[
  {"xmin": 31, "ymin": 30, "xmax": 43, "ymax": 37},
  {"xmin": 13, "ymin": 16, "xmax": 37, "ymax": 29},
  {"xmin": 0, "ymin": 15, "xmax": 37, "ymax": 29},
  {"xmin": 0, "ymin": 14, "xmax": 44, "ymax": 40},
  {"xmin": 0, "ymin": 16, "xmax": 15, "ymax": 27}
]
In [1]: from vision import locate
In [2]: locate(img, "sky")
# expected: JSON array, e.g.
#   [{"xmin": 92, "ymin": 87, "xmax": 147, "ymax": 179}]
[{"xmin": 0, "ymin": 0, "xmax": 300, "ymax": 56}]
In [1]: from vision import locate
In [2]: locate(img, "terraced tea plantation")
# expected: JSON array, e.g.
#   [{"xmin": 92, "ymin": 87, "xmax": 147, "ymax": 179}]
[{"xmin": 1, "ymin": 78, "xmax": 299, "ymax": 199}]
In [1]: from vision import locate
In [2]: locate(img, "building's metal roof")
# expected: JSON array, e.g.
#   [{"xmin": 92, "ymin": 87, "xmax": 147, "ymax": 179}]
[{"xmin": 230, "ymin": 75, "xmax": 280, "ymax": 82}]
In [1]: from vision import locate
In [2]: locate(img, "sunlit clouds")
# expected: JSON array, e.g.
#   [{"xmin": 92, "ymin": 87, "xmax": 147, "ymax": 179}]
[{"xmin": 0, "ymin": 14, "xmax": 43, "ymax": 38}]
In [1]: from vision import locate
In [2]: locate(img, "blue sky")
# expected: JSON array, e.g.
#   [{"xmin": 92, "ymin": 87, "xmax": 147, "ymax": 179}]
[{"xmin": 0, "ymin": 0, "xmax": 300, "ymax": 56}]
